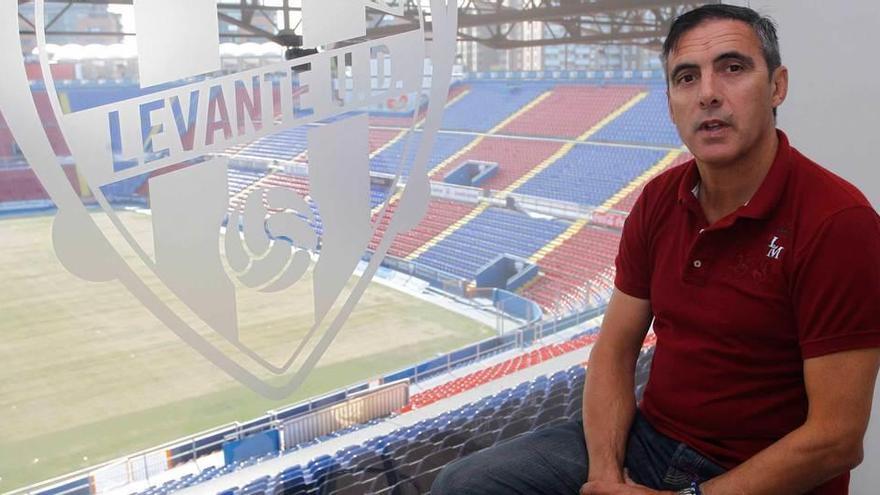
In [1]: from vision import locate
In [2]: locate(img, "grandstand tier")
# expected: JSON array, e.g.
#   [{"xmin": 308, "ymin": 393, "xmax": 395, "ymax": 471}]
[
  {"xmin": 429, "ymin": 136, "xmax": 563, "ymax": 191},
  {"xmin": 497, "ymin": 85, "xmax": 644, "ymax": 139},
  {"xmin": 513, "ymin": 144, "xmax": 669, "ymax": 206},
  {"xmin": 128, "ymin": 344, "xmax": 656, "ymax": 495},
  {"xmin": 414, "ymin": 207, "xmax": 570, "ymax": 280}
]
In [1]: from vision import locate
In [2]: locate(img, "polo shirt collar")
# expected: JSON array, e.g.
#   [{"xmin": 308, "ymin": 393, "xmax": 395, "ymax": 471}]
[{"xmin": 677, "ymin": 129, "xmax": 793, "ymax": 220}]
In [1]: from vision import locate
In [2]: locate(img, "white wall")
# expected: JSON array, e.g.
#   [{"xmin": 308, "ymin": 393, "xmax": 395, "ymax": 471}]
[{"xmin": 725, "ymin": 2, "xmax": 880, "ymax": 492}]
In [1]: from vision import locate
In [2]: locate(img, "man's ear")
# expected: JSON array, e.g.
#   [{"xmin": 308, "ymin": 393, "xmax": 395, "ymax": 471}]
[{"xmin": 772, "ymin": 65, "xmax": 789, "ymax": 110}]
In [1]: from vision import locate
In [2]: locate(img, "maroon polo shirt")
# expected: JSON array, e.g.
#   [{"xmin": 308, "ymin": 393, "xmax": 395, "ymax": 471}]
[{"xmin": 615, "ymin": 130, "xmax": 880, "ymax": 494}]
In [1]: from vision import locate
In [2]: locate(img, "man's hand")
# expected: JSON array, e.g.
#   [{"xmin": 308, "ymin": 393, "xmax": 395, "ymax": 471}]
[{"xmin": 580, "ymin": 480, "xmax": 672, "ymax": 495}]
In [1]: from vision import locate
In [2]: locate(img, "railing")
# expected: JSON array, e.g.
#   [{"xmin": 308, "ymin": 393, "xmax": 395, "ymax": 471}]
[{"xmin": 281, "ymin": 381, "xmax": 408, "ymax": 448}]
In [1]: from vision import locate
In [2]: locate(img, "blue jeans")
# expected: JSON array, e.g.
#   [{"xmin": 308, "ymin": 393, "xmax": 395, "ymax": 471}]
[{"xmin": 432, "ymin": 412, "xmax": 726, "ymax": 495}]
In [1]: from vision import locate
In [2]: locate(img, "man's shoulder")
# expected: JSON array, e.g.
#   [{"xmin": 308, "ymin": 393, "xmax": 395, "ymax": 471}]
[
  {"xmin": 788, "ymin": 146, "xmax": 872, "ymax": 211},
  {"xmin": 786, "ymin": 145, "xmax": 875, "ymax": 230},
  {"xmin": 784, "ymin": 144, "xmax": 878, "ymax": 255}
]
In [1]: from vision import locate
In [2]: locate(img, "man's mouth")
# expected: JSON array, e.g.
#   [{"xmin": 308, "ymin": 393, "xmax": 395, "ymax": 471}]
[{"xmin": 698, "ymin": 119, "xmax": 730, "ymax": 132}]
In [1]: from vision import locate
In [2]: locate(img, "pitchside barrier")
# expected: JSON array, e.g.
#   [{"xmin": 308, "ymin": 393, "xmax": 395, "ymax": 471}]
[{"xmin": 281, "ymin": 380, "xmax": 409, "ymax": 448}]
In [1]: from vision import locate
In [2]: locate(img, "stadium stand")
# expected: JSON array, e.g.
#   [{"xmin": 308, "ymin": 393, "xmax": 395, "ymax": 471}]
[
  {"xmin": 589, "ymin": 88, "xmax": 683, "ymax": 147},
  {"xmin": 369, "ymin": 132, "xmax": 475, "ymax": 177},
  {"xmin": 606, "ymin": 152, "xmax": 692, "ymax": 213},
  {"xmin": 227, "ymin": 167, "xmax": 266, "ymax": 199},
  {"xmin": 6, "ymin": 74, "xmax": 685, "ymax": 495},
  {"xmin": 523, "ymin": 225, "xmax": 621, "ymax": 314},
  {"xmin": 413, "ymin": 207, "xmax": 570, "ymax": 280},
  {"xmin": 496, "ymin": 85, "xmax": 644, "ymax": 139},
  {"xmin": 369, "ymin": 84, "xmax": 471, "ymax": 128},
  {"xmin": 229, "ymin": 127, "xmax": 310, "ymax": 163},
  {"xmin": 0, "ymin": 165, "xmax": 80, "ymax": 204},
  {"xmin": 429, "ymin": 136, "xmax": 562, "ymax": 191},
  {"xmin": 401, "ymin": 331, "xmax": 601, "ymax": 411},
  {"xmin": 513, "ymin": 144, "xmax": 669, "ymax": 205},
  {"xmin": 128, "ymin": 344, "xmax": 656, "ymax": 495},
  {"xmin": 370, "ymin": 199, "xmax": 477, "ymax": 259},
  {"xmin": 438, "ymin": 82, "xmax": 550, "ymax": 132}
]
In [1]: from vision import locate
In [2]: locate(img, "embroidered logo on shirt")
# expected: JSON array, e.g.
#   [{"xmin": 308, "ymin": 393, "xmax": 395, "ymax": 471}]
[{"xmin": 767, "ymin": 236, "xmax": 785, "ymax": 259}]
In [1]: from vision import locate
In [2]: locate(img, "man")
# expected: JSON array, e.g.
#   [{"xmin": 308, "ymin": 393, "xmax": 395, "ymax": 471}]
[{"xmin": 432, "ymin": 4, "xmax": 880, "ymax": 495}]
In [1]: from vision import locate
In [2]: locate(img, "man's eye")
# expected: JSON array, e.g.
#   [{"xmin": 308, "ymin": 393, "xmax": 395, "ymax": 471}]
[
  {"xmin": 727, "ymin": 64, "xmax": 743, "ymax": 73},
  {"xmin": 678, "ymin": 74, "xmax": 695, "ymax": 84}
]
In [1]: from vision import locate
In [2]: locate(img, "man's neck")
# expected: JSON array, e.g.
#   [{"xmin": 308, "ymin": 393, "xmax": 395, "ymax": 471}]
[{"xmin": 695, "ymin": 130, "xmax": 779, "ymax": 224}]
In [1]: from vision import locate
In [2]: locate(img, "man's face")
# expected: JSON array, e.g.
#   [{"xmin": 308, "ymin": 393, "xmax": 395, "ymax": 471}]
[{"xmin": 666, "ymin": 19, "xmax": 787, "ymax": 166}]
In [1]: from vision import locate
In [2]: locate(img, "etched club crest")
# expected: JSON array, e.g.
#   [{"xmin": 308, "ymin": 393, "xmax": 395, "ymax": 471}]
[{"xmin": 0, "ymin": 0, "xmax": 458, "ymax": 398}]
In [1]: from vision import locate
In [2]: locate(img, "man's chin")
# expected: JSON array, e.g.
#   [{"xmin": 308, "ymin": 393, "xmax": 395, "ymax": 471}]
[{"xmin": 688, "ymin": 145, "xmax": 741, "ymax": 167}]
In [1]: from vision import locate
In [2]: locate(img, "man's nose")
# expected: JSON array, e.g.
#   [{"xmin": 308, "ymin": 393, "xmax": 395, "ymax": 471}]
[{"xmin": 698, "ymin": 72, "xmax": 722, "ymax": 109}]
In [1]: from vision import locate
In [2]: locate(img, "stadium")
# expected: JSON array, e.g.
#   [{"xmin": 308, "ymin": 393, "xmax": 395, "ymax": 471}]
[{"xmin": 1, "ymin": 1, "xmax": 878, "ymax": 495}]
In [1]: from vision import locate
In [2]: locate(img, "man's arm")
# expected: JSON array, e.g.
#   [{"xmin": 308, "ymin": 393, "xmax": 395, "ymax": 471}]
[
  {"xmin": 700, "ymin": 347, "xmax": 880, "ymax": 495},
  {"xmin": 583, "ymin": 288, "xmax": 654, "ymax": 483}
]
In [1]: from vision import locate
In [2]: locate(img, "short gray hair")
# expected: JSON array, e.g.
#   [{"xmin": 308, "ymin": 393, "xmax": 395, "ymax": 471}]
[{"xmin": 661, "ymin": 4, "xmax": 781, "ymax": 80}]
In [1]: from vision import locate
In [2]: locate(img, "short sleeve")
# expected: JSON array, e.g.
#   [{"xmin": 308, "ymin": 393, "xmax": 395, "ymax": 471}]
[
  {"xmin": 614, "ymin": 190, "xmax": 652, "ymax": 300},
  {"xmin": 793, "ymin": 206, "xmax": 880, "ymax": 358}
]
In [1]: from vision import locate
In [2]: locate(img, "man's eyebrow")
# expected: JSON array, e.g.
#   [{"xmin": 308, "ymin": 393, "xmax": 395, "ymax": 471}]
[{"xmin": 714, "ymin": 51, "xmax": 756, "ymax": 68}]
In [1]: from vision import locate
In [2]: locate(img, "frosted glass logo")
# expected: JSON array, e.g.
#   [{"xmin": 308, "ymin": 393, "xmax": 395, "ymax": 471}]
[{"xmin": 0, "ymin": 0, "xmax": 458, "ymax": 398}]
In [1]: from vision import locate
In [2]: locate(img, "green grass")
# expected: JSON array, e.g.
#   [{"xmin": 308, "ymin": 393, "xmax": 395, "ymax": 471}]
[{"xmin": 0, "ymin": 212, "xmax": 494, "ymax": 491}]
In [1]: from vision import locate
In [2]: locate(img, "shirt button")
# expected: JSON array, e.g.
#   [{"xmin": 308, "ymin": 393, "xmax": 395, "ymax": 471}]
[
  {"xmin": 699, "ymin": 228, "xmax": 706, "ymax": 234},
  {"xmin": 693, "ymin": 260, "xmax": 703, "ymax": 268}
]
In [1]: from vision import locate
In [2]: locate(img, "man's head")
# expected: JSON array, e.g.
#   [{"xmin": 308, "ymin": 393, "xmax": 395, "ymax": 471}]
[{"xmin": 663, "ymin": 5, "xmax": 788, "ymax": 167}]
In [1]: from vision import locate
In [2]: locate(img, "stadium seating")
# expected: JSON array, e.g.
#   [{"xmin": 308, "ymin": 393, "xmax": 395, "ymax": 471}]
[
  {"xmin": 369, "ymin": 84, "xmax": 470, "ymax": 128},
  {"xmin": 370, "ymin": 199, "xmax": 477, "ymax": 259},
  {"xmin": 369, "ymin": 132, "xmax": 475, "ymax": 177},
  {"xmin": 227, "ymin": 167, "xmax": 266, "ymax": 199},
  {"xmin": 589, "ymin": 89, "xmax": 683, "ymax": 147},
  {"xmin": 0, "ymin": 112, "xmax": 15, "ymax": 158},
  {"xmin": 131, "ymin": 344, "xmax": 656, "ymax": 495},
  {"xmin": 513, "ymin": 144, "xmax": 668, "ymax": 205},
  {"xmin": 230, "ymin": 126, "xmax": 310, "ymax": 163},
  {"xmin": 62, "ymin": 85, "xmax": 146, "ymax": 112},
  {"xmin": 415, "ymin": 207, "xmax": 569, "ymax": 280},
  {"xmin": 497, "ymin": 85, "xmax": 644, "ymax": 138},
  {"xmin": 401, "ymin": 331, "xmax": 601, "ymax": 411},
  {"xmin": 0, "ymin": 165, "xmax": 79, "ymax": 204},
  {"xmin": 523, "ymin": 225, "xmax": 621, "ymax": 314},
  {"xmin": 429, "ymin": 136, "xmax": 562, "ymax": 191},
  {"xmin": 607, "ymin": 152, "xmax": 693, "ymax": 213},
  {"xmin": 439, "ymin": 82, "xmax": 550, "ymax": 132}
]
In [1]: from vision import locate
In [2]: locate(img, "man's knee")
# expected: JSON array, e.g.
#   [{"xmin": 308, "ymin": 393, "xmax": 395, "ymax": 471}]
[{"xmin": 432, "ymin": 456, "xmax": 482, "ymax": 495}]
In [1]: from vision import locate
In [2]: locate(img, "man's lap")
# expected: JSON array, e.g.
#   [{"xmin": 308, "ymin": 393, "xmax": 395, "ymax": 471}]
[
  {"xmin": 431, "ymin": 419, "xmax": 589, "ymax": 495},
  {"xmin": 432, "ymin": 412, "xmax": 726, "ymax": 495}
]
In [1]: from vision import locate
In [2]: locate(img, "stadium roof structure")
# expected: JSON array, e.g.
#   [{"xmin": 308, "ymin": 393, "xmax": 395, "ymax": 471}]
[{"xmin": 17, "ymin": 0, "xmax": 714, "ymax": 51}]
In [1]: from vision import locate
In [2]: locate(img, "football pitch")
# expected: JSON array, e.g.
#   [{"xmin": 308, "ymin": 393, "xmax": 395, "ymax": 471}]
[{"xmin": 0, "ymin": 211, "xmax": 495, "ymax": 491}]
